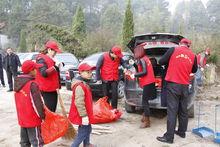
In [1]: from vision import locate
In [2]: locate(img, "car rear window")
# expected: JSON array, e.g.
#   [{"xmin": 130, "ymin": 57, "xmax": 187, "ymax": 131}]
[{"xmin": 145, "ymin": 47, "xmax": 169, "ymax": 56}]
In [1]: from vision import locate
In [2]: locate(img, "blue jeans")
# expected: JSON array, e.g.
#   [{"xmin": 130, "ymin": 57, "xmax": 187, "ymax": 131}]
[
  {"xmin": 71, "ymin": 125, "xmax": 92, "ymax": 147},
  {"xmin": 195, "ymin": 68, "xmax": 203, "ymax": 86}
]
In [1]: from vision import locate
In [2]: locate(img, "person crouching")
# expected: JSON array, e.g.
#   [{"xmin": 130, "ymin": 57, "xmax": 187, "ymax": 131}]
[
  {"xmin": 69, "ymin": 63, "xmax": 95, "ymax": 147},
  {"xmin": 14, "ymin": 60, "xmax": 45, "ymax": 147}
]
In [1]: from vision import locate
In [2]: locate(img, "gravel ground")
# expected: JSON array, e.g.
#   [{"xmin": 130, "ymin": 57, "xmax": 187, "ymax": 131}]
[{"xmin": 0, "ymin": 82, "xmax": 220, "ymax": 147}]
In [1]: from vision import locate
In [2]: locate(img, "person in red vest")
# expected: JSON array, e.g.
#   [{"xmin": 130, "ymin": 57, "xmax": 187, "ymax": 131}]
[
  {"xmin": 195, "ymin": 48, "xmax": 211, "ymax": 86},
  {"xmin": 156, "ymin": 38, "xmax": 198, "ymax": 144},
  {"xmin": 69, "ymin": 63, "xmax": 95, "ymax": 147},
  {"xmin": 132, "ymin": 45, "xmax": 156, "ymax": 128},
  {"xmin": 14, "ymin": 60, "xmax": 45, "ymax": 147},
  {"xmin": 35, "ymin": 40, "xmax": 62, "ymax": 112},
  {"xmin": 95, "ymin": 46, "xmax": 124, "ymax": 109}
]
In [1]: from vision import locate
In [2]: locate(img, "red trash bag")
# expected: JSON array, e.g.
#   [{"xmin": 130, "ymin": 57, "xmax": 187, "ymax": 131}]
[
  {"xmin": 93, "ymin": 97, "xmax": 122, "ymax": 124},
  {"xmin": 41, "ymin": 106, "xmax": 69, "ymax": 144}
]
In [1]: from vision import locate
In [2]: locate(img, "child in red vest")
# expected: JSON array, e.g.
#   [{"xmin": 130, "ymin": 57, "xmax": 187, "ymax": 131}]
[
  {"xmin": 68, "ymin": 63, "xmax": 95, "ymax": 147},
  {"xmin": 14, "ymin": 60, "xmax": 45, "ymax": 147}
]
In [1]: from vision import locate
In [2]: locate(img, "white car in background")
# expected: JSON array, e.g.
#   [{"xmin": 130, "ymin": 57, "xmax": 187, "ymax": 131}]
[{"xmin": 18, "ymin": 52, "xmax": 79, "ymax": 84}]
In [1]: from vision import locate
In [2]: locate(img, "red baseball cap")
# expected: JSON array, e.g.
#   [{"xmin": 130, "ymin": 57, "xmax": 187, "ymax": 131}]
[
  {"xmin": 111, "ymin": 46, "xmax": 123, "ymax": 58},
  {"xmin": 45, "ymin": 40, "xmax": 62, "ymax": 53},
  {"xmin": 180, "ymin": 38, "xmax": 192, "ymax": 45},
  {"xmin": 78, "ymin": 63, "xmax": 96, "ymax": 72},
  {"xmin": 22, "ymin": 60, "xmax": 42, "ymax": 74}
]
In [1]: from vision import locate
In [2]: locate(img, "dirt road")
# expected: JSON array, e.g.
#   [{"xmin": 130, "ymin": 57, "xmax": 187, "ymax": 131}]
[{"xmin": 0, "ymin": 83, "xmax": 220, "ymax": 147}]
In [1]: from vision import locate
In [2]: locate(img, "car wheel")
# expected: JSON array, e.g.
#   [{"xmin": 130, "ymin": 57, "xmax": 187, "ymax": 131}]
[
  {"xmin": 118, "ymin": 80, "xmax": 125, "ymax": 98},
  {"xmin": 188, "ymin": 104, "xmax": 194, "ymax": 118},
  {"xmin": 125, "ymin": 101, "xmax": 135, "ymax": 113}
]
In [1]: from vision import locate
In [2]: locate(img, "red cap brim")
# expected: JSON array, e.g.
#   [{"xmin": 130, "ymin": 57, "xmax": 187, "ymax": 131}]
[
  {"xmin": 54, "ymin": 48, "xmax": 62, "ymax": 53},
  {"xmin": 117, "ymin": 53, "xmax": 123, "ymax": 58}
]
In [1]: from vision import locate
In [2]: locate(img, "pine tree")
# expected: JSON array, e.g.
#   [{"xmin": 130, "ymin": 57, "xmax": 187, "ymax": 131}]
[
  {"xmin": 72, "ymin": 6, "xmax": 86, "ymax": 42},
  {"xmin": 122, "ymin": 0, "xmax": 134, "ymax": 50},
  {"xmin": 19, "ymin": 30, "xmax": 27, "ymax": 52},
  {"xmin": 34, "ymin": 23, "xmax": 80, "ymax": 56}
]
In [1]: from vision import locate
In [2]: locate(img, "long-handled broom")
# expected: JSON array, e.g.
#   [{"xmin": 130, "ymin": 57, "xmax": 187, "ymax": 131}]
[{"xmin": 57, "ymin": 89, "xmax": 76, "ymax": 140}]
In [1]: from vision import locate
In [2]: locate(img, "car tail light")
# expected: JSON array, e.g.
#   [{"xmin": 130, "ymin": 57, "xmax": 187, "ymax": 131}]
[
  {"xmin": 65, "ymin": 71, "xmax": 70, "ymax": 80},
  {"xmin": 155, "ymin": 77, "xmax": 162, "ymax": 88}
]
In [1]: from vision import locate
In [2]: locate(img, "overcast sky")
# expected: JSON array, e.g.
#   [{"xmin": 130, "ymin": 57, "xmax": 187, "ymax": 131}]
[{"xmin": 166, "ymin": 0, "xmax": 209, "ymax": 13}]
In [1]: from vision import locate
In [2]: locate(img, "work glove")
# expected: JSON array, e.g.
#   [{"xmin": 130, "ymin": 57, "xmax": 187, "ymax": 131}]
[
  {"xmin": 206, "ymin": 64, "xmax": 210, "ymax": 67},
  {"xmin": 82, "ymin": 116, "xmax": 89, "ymax": 125},
  {"xmin": 55, "ymin": 62, "xmax": 64, "ymax": 68},
  {"xmin": 53, "ymin": 58, "xmax": 64, "ymax": 68},
  {"xmin": 129, "ymin": 59, "xmax": 135, "ymax": 65},
  {"xmin": 130, "ymin": 73, "xmax": 135, "ymax": 79},
  {"xmin": 96, "ymin": 80, "xmax": 102, "ymax": 84},
  {"xmin": 123, "ymin": 68, "xmax": 128, "ymax": 73},
  {"xmin": 200, "ymin": 67, "xmax": 204, "ymax": 72},
  {"xmin": 18, "ymin": 66, "xmax": 21, "ymax": 71},
  {"xmin": 53, "ymin": 65, "xmax": 60, "ymax": 71}
]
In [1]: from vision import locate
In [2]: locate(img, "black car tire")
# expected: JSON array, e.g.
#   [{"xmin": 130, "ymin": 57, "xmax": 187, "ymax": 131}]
[
  {"xmin": 188, "ymin": 104, "xmax": 194, "ymax": 118},
  {"xmin": 118, "ymin": 80, "xmax": 125, "ymax": 99},
  {"xmin": 125, "ymin": 101, "xmax": 135, "ymax": 113}
]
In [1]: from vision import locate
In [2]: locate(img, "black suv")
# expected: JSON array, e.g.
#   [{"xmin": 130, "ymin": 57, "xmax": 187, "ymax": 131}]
[
  {"xmin": 65, "ymin": 52, "xmax": 133, "ymax": 99},
  {"xmin": 124, "ymin": 33, "xmax": 196, "ymax": 117}
]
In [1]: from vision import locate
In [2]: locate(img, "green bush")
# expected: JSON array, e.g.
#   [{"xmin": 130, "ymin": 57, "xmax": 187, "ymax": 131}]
[{"xmin": 207, "ymin": 53, "xmax": 218, "ymax": 64}]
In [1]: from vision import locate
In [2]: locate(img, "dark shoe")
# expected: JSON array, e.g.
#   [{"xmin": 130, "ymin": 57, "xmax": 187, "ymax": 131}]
[
  {"xmin": 2, "ymin": 85, "xmax": 6, "ymax": 87},
  {"xmin": 175, "ymin": 130, "xmax": 186, "ymax": 138},
  {"xmin": 7, "ymin": 89, "xmax": 13, "ymax": 92},
  {"xmin": 156, "ymin": 136, "xmax": 173, "ymax": 144},
  {"xmin": 140, "ymin": 116, "xmax": 150, "ymax": 128}
]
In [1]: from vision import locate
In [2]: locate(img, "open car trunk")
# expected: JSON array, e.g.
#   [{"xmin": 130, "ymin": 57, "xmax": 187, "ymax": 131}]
[
  {"xmin": 124, "ymin": 33, "xmax": 196, "ymax": 117},
  {"xmin": 127, "ymin": 33, "xmax": 184, "ymax": 51}
]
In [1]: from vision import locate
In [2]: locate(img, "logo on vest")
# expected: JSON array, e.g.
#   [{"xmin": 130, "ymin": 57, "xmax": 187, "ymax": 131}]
[
  {"xmin": 176, "ymin": 54, "xmax": 192, "ymax": 64},
  {"xmin": 20, "ymin": 90, "xmax": 28, "ymax": 97}
]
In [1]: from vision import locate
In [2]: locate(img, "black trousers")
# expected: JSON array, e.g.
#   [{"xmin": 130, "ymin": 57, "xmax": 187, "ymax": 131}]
[
  {"xmin": 164, "ymin": 82, "xmax": 189, "ymax": 140},
  {"xmin": 0, "ymin": 68, "xmax": 5, "ymax": 86},
  {"xmin": 142, "ymin": 83, "xmax": 156, "ymax": 116},
  {"xmin": 41, "ymin": 91, "xmax": 58, "ymax": 112},
  {"xmin": 20, "ymin": 127, "xmax": 43, "ymax": 147},
  {"xmin": 102, "ymin": 81, "xmax": 118, "ymax": 109},
  {"xmin": 6, "ymin": 69, "xmax": 18, "ymax": 90}
]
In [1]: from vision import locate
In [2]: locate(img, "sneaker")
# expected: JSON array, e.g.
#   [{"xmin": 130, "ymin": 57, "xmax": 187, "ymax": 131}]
[{"xmin": 7, "ymin": 89, "xmax": 13, "ymax": 92}]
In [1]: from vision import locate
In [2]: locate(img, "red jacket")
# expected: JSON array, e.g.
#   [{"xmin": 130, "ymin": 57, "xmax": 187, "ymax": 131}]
[
  {"xmin": 137, "ymin": 56, "xmax": 155, "ymax": 88},
  {"xmin": 36, "ymin": 54, "xmax": 60, "ymax": 92},
  {"xmin": 68, "ymin": 81, "xmax": 94, "ymax": 125},
  {"xmin": 100, "ymin": 53, "xmax": 120, "ymax": 81},
  {"xmin": 14, "ymin": 80, "xmax": 42, "ymax": 127},
  {"xmin": 165, "ymin": 46, "xmax": 195, "ymax": 85}
]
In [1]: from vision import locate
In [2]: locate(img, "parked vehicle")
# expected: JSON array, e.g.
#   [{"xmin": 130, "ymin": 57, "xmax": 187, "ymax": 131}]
[
  {"xmin": 21, "ymin": 52, "xmax": 39, "ymax": 62},
  {"xmin": 55, "ymin": 53, "xmax": 79, "ymax": 84},
  {"xmin": 19, "ymin": 52, "xmax": 79, "ymax": 84},
  {"xmin": 65, "ymin": 52, "xmax": 133, "ymax": 98},
  {"xmin": 124, "ymin": 33, "xmax": 196, "ymax": 117},
  {"xmin": 18, "ymin": 52, "xmax": 34, "ymax": 64}
]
